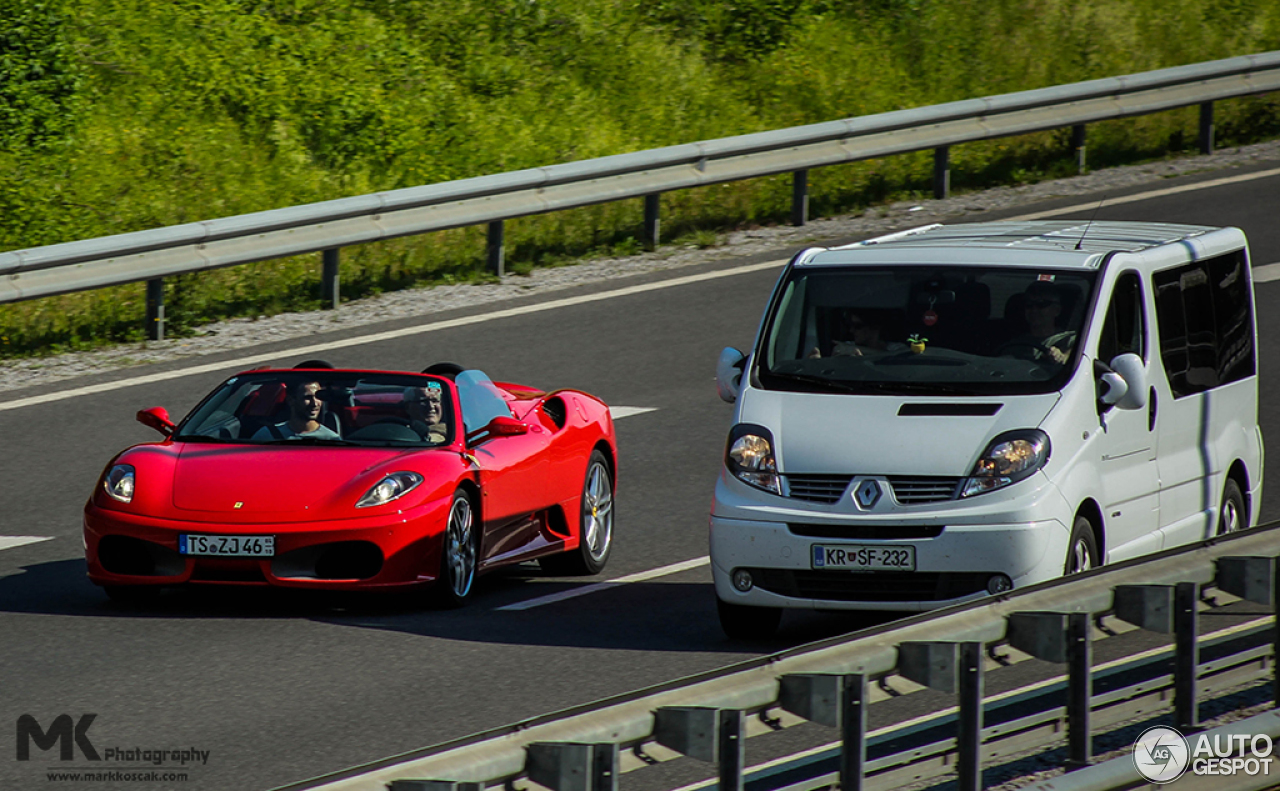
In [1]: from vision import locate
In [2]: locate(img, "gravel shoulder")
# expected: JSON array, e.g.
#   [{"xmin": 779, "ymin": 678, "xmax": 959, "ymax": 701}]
[{"xmin": 3, "ymin": 139, "xmax": 1279, "ymax": 395}]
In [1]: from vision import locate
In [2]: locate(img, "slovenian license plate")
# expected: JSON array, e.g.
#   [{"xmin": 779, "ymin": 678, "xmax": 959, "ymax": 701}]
[
  {"xmin": 179, "ymin": 534, "xmax": 275, "ymax": 557},
  {"xmin": 812, "ymin": 544, "xmax": 916, "ymax": 571}
]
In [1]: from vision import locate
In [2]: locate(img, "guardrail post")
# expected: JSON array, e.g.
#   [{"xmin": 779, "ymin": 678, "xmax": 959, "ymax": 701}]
[
  {"xmin": 1067, "ymin": 612, "xmax": 1093, "ymax": 766},
  {"xmin": 487, "ymin": 220, "xmax": 505, "ymax": 278},
  {"xmin": 933, "ymin": 146, "xmax": 950, "ymax": 200},
  {"xmin": 1199, "ymin": 101, "xmax": 1215, "ymax": 155},
  {"xmin": 841, "ymin": 673, "xmax": 867, "ymax": 791},
  {"xmin": 591, "ymin": 743, "xmax": 618, "ymax": 791},
  {"xmin": 791, "ymin": 170, "xmax": 809, "ymax": 227},
  {"xmin": 1071, "ymin": 124, "xmax": 1087, "ymax": 173},
  {"xmin": 643, "ymin": 194, "xmax": 661, "ymax": 251},
  {"xmin": 958, "ymin": 641, "xmax": 983, "ymax": 791},
  {"xmin": 719, "ymin": 709, "xmax": 744, "ymax": 791},
  {"xmin": 1175, "ymin": 581, "xmax": 1200, "ymax": 731},
  {"xmin": 145, "ymin": 278, "xmax": 165, "ymax": 341},
  {"xmin": 321, "ymin": 248, "xmax": 340, "ymax": 309}
]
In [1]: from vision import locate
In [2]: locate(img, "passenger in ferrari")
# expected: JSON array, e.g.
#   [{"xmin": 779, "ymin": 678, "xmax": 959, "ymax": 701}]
[
  {"xmin": 252, "ymin": 380, "xmax": 342, "ymax": 440},
  {"xmin": 404, "ymin": 383, "xmax": 448, "ymax": 443}
]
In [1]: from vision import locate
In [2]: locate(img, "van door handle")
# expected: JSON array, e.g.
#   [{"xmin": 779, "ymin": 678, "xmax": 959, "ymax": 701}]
[{"xmin": 1148, "ymin": 387, "xmax": 1158, "ymax": 431}]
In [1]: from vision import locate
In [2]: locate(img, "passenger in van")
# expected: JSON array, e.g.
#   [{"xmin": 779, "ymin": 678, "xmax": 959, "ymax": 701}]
[
  {"xmin": 809, "ymin": 308, "xmax": 905, "ymax": 358},
  {"xmin": 1005, "ymin": 281, "xmax": 1077, "ymax": 364},
  {"xmin": 251, "ymin": 380, "xmax": 342, "ymax": 440}
]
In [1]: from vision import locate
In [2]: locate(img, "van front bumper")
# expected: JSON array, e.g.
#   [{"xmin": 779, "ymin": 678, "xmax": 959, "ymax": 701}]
[{"xmin": 709, "ymin": 475, "xmax": 1071, "ymax": 612}]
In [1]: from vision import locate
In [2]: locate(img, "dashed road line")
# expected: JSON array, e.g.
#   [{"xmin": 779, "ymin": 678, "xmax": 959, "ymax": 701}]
[
  {"xmin": 497, "ymin": 556, "xmax": 710, "ymax": 611},
  {"xmin": 609, "ymin": 406, "xmax": 658, "ymax": 420},
  {"xmin": 0, "ymin": 536, "xmax": 53, "ymax": 552}
]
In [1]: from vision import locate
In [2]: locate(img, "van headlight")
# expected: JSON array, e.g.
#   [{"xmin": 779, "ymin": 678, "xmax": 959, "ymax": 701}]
[
  {"xmin": 726, "ymin": 424, "xmax": 781, "ymax": 496},
  {"xmin": 961, "ymin": 430, "xmax": 1050, "ymax": 498}
]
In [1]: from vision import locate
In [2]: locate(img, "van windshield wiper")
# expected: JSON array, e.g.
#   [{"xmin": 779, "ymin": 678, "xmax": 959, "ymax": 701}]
[
  {"xmin": 863, "ymin": 382, "xmax": 981, "ymax": 396},
  {"xmin": 764, "ymin": 371, "xmax": 862, "ymax": 393}
]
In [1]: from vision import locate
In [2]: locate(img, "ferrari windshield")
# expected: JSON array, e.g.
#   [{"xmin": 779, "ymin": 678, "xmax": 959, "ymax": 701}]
[
  {"xmin": 174, "ymin": 372, "xmax": 455, "ymax": 446},
  {"xmin": 756, "ymin": 265, "xmax": 1097, "ymax": 395}
]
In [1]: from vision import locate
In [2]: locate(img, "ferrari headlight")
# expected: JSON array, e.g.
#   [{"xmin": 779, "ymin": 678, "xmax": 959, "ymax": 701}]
[
  {"xmin": 103, "ymin": 464, "xmax": 135, "ymax": 503},
  {"xmin": 961, "ymin": 430, "xmax": 1050, "ymax": 498},
  {"xmin": 726, "ymin": 424, "xmax": 781, "ymax": 496},
  {"xmin": 356, "ymin": 472, "xmax": 424, "ymax": 508}
]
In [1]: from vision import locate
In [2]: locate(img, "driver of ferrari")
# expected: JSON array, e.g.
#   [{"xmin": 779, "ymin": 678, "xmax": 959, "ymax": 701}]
[{"xmin": 252, "ymin": 380, "xmax": 341, "ymax": 440}]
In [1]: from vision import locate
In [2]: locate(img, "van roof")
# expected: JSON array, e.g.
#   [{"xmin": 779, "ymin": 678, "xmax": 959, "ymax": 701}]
[{"xmin": 802, "ymin": 220, "xmax": 1230, "ymax": 269}]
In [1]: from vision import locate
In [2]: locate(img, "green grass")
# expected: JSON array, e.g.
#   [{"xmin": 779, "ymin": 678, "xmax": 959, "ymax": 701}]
[{"xmin": 1, "ymin": 0, "xmax": 1279, "ymax": 357}]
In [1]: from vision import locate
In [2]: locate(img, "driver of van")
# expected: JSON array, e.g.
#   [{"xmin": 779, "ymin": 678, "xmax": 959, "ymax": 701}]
[{"xmin": 1008, "ymin": 281, "xmax": 1076, "ymax": 364}]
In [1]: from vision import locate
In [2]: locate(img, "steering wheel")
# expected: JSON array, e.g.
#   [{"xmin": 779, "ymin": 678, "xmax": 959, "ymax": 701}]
[{"xmin": 996, "ymin": 341, "xmax": 1048, "ymax": 360}]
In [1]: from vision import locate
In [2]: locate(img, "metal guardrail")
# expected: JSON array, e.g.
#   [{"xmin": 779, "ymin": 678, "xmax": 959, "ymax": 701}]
[
  {"xmin": 2, "ymin": 52, "xmax": 1279, "ymax": 339},
  {"xmin": 275, "ymin": 523, "xmax": 1280, "ymax": 791}
]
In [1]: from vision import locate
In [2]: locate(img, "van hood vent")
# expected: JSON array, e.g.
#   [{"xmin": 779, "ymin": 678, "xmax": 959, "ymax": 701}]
[{"xmin": 898, "ymin": 403, "xmax": 1002, "ymax": 417}]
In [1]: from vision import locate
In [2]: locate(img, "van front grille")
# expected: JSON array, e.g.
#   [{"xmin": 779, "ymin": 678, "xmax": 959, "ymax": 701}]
[
  {"xmin": 784, "ymin": 475, "xmax": 852, "ymax": 504},
  {"xmin": 750, "ymin": 569, "xmax": 991, "ymax": 602},
  {"xmin": 888, "ymin": 477, "xmax": 962, "ymax": 504}
]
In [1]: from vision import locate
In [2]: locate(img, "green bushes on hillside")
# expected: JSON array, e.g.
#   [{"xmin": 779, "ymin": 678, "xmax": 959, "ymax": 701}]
[{"xmin": 1, "ymin": 0, "xmax": 1278, "ymax": 357}]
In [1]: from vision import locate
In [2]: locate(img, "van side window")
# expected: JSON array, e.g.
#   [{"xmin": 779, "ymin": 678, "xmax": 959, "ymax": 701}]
[
  {"xmin": 1097, "ymin": 272, "xmax": 1145, "ymax": 366},
  {"xmin": 1152, "ymin": 250, "xmax": 1255, "ymax": 398}
]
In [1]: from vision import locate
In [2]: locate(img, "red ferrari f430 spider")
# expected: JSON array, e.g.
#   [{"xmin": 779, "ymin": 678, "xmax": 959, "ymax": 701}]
[{"xmin": 84, "ymin": 363, "xmax": 617, "ymax": 605}]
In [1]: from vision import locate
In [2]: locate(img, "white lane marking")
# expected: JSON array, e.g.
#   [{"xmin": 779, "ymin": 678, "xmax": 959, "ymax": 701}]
[
  {"xmin": 0, "ymin": 261, "xmax": 786, "ymax": 413},
  {"xmin": 1004, "ymin": 166, "xmax": 1280, "ymax": 221},
  {"xmin": 609, "ymin": 406, "xmax": 657, "ymax": 420},
  {"xmin": 0, "ymin": 536, "xmax": 53, "ymax": 551},
  {"xmin": 1252, "ymin": 262, "xmax": 1280, "ymax": 283},
  {"xmin": 497, "ymin": 555, "xmax": 710, "ymax": 612},
  {"xmin": 668, "ymin": 614, "xmax": 1275, "ymax": 791}
]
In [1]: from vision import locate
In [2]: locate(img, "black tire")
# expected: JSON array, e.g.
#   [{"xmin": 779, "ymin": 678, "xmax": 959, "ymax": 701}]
[
  {"xmin": 434, "ymin": 490, "xmax": 479, "ymax": 608},
  {"xmin": 1064, "ymin": 515, "xmax": 1099, "ymax": 575},
  {"xmin": 717, "ymin": 597, "xmax": 782, "ymax": 640},
  {"xmin": 103, "ymin": 585, "xmax": 161, "ymax": 605},
  {"xmin": 540, "ymin": 451, "xmax": 614, "ymax": 576},
  {"xmin": 1218, "ymin": 478, "xmax": 1246, "ymax": 535}
]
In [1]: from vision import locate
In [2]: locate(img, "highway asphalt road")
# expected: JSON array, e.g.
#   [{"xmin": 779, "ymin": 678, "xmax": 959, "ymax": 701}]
[{"xmin": 1, "ymin": 160, "xmax": 1278, "ymax": 790}]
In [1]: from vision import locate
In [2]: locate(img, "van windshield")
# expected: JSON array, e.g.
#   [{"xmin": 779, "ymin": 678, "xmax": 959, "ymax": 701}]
[{"xmin": 756, "ymin": 266, "xmax": 1098, "ymax": 395}]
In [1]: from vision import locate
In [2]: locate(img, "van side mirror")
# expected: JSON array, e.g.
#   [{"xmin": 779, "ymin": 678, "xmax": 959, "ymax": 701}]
[
  {"xmin": 716, "ymin": 348, "xmax": 748, "ymax": 403},
  {"xmin": 137, "ymin": 407, "xmax": 175, "ymax": 437},
  {"xmin": 1097, "ymin": 353, "xmax": 1147, "ymax": 411}
]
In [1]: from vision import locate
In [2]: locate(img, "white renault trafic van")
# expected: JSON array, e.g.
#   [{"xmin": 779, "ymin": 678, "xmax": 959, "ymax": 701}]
[{"xmin": 711, "ymin": 221, "xmax": 1263, "ymax": 638}]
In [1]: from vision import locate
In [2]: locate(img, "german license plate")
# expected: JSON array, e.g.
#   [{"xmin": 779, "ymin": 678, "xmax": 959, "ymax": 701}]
[
  {"xmin": 179, "ymin": 534, "xmax": 275, "ymax": 557},
  {"xmin": 812, "ymin": 544, "xmax": 915, "ymax": 571}
]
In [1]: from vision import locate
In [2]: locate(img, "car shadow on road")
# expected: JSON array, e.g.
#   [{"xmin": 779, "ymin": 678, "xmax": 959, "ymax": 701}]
[{"xmin": 0, "ymin": 558, "xmax": 901, "ymax": 652}]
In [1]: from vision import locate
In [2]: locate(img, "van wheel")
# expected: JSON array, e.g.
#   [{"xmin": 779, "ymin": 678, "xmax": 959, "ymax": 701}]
[
  {"xmin": 717, "ymin": 597, "xmax": 781, "ymax": 640},
  {"xmin": 1064, "ymin": 516, "xmax": 1098, "ymax": 575},
  {"xmin": 1218, "ymin": 479, "xmax": 1246, "ymax": 535}
]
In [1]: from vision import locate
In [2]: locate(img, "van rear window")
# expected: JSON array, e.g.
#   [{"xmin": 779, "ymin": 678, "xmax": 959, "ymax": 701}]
[{"xmin": 1152, "ymin": 250, "xmax": 1255, "ymax": 398}]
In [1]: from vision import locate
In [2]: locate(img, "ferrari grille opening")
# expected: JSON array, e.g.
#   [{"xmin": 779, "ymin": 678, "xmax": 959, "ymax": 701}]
[
  {"xmin": 272, "ymin": 541, "xmax": 384, "ymax": 580},
  {"xmin": 98, "ymin": 536, "xmax": 185, "ymax": 577}
]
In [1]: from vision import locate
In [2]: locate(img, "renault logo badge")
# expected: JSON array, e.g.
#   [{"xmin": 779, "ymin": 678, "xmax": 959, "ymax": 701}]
[{"xmin": 854, "ymin": 479, "xmax": 882, "ymax": 508}]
